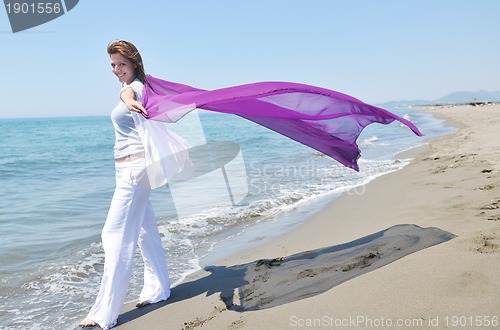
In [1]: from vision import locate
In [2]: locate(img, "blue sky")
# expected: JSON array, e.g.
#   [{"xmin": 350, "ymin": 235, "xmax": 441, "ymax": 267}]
[{"xmin": 1, "ymin": 0, "xmax": 499, "ymax": 118}]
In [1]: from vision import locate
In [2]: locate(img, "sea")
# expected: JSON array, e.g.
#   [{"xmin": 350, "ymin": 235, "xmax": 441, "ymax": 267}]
[{"xmin": 0, "ymin": 107, "xmax": 453, "ymax": 329}]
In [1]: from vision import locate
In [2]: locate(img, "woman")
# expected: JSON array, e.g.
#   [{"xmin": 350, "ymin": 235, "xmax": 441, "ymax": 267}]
[{"xmin": 80, "ymin": 40, "xmax": 172, "ymax": 329}]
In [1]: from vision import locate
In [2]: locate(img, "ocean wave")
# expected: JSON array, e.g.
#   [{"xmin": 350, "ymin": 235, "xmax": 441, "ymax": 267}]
[{"xmin": 360, "ymin": 135, "xmax": 379, "ymax": 146}]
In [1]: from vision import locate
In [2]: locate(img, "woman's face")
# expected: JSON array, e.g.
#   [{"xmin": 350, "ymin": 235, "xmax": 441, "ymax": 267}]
[{"xmin": 110, "ymin": 53, "xmax": 136, "ymax": 85}]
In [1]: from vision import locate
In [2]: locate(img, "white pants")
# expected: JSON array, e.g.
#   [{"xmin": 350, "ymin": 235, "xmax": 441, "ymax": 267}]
[{"xmin": 87, "ymin": 158, "xmax": 170, "ymax": 330}]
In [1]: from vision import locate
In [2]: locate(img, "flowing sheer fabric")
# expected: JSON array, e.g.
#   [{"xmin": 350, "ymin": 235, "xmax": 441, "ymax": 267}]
[
  {"xmin": 143, "ymin": 75, "xmax": 422, "ymax": 171},
  {"xmin": 131, "ymin": 112, "xmax": 194, "ymax": 189}
]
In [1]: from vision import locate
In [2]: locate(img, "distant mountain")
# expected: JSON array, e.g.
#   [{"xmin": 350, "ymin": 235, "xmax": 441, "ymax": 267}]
[
  {"xmin": 435, "ymin": 90, "xmax": 500, "ymax": 104},
  {"xmin": 379, "ymin": 90, "xmax": 500, "ymax": 107}
]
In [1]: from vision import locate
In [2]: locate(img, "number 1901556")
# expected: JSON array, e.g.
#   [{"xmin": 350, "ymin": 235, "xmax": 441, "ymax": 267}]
[
  {"xmin": 5, "ymin": 2, "xmax": 61, "ymax": 14},
  {"xmin": 444, "ymin": 315, "xmax": 498, "ymax": 327}
]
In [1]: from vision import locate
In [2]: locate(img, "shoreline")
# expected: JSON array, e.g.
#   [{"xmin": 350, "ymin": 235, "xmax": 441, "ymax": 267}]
[{"xmin": 113, "ymin": 104, "xmax": 500, "ymax": 329}]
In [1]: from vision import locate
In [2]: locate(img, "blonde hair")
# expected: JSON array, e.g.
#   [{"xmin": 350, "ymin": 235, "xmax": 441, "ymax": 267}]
[{"xmin": 107, "ymin": 40, "xmax": 147, "ymax": 84}]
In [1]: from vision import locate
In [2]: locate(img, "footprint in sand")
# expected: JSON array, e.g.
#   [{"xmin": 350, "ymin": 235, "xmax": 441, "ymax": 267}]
[
  {"xmin": 477, "ymin": 184, "xmax": 495, "ymax": 191},
  {"xmin": 481, "ymin": 199, "xmax": 500, "ymax": 210},
  {"xmin": 487, "ymin": 214, "xmax": 500, "ymax": 221},
  {"xmin": 474, "ymin": 234, "xmax": 500, "ymax": 254}
]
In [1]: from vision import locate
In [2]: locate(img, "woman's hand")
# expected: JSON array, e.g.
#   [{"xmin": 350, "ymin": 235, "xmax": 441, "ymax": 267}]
[
  {"xmin": 125, "ymin": 99, "xmax": 148, "ymax": 116},
  {"xmin": 121, "ymin": 83, "xmax": 148, "ymax": 116}
]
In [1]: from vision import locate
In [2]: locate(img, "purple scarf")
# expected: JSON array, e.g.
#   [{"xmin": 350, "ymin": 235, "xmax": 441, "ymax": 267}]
[{"xmin": 142, "ymin": 75, "xmax": 422, "ymax": 171}]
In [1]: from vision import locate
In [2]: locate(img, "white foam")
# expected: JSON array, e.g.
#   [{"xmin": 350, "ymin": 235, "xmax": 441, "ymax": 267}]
[{"xmin": 360, "ymin": 135, "xmax": 379, "ymax": 146}]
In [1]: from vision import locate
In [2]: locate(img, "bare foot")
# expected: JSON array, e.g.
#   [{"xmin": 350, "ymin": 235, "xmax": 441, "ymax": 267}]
[
  {"xmin": 135, "ymin": 301, "xmax": 151, "ymax": 308},
  {"xmin": 79, "ymin": 317, "xmax": 97, "ymax": 328}
]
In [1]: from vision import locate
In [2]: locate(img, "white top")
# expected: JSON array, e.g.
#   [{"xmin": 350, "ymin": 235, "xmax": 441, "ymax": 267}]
[
  {"xmin": 110, "ymin": 79, "xmax": 145, "ymax": 159},
  {"xmin": 107, "ymin": 78, "xmax": 194, "ymax": 188}
]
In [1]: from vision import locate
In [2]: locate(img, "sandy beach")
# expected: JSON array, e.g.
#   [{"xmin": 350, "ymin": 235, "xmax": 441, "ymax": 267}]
[{"xmin": 112, "ymin": 104, "xmax": 500, "ymax": 329}]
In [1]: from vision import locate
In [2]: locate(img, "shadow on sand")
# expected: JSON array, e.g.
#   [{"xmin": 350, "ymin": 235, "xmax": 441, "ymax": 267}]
[{"xmin": 114, "ymin": 224, "xmax": 455, "ymax": 327}]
